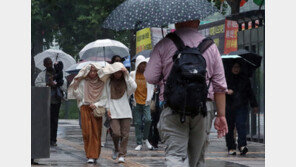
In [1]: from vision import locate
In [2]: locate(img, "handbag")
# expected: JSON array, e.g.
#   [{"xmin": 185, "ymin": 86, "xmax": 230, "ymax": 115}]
[{"xmin": 93, "ymin": 106, "xmax": 106, "ymax": 118}]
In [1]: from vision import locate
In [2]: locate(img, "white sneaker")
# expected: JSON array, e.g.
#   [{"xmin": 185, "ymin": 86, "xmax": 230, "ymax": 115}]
[
  {"xmin": 87, "ymin": 158, "xmax": 95, "ymax": 163},
  {"xmin": 118, "ymin": 157, "xmax": 125, "ymax": 163},
  {"xmin": 135, "ymin": 145, "xmax": 142, "ymax": 151},
  {"xmin": 101, "ymin": 142, "xmax": 105, "ymax": 147},
  {"xmin": 144, "ymin": 139, "xmax": 153, "ymax": 150}
]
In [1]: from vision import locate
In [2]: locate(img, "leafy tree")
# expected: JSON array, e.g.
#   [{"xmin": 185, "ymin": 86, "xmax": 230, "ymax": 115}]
[{"xmin": 208, "ymin": 0, "xmax": 243, "ymax": 14}]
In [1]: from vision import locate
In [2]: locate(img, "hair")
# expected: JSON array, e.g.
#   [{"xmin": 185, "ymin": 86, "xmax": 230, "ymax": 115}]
[
  {"xmin": 43, "ymin": 57, "xmax": 52, "ymax": 65},
  {"xmin": 111, "ymin": 55, "xmax": 124, "ymax": 64},
  {"xmin": 175, "ymin": 20, "xmax": 200, "ymax": 30}
]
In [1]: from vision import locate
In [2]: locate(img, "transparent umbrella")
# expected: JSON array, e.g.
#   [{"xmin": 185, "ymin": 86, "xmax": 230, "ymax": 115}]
[
  {"xmin": 79, "ymin": 39, "xmax": 129, "ymax": 61},
  {"xmin": 34, "ymin": 49, "xmax": 76, "ymax": 71}
]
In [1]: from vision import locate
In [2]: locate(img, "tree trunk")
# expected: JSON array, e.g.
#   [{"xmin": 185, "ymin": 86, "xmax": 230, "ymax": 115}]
[{"xmin": 226, "ymin": 0, "xmax": 241, "ymax": 14}]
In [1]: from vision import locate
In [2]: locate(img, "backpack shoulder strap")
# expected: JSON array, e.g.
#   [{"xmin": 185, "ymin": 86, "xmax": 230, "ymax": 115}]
[
  {"xmin": 166, "ymin": 32, "xmax": 186, "ymax": 51},
  {"xmin": 198, "ymin": 37, "xmax": 214, "ymax": 54}
]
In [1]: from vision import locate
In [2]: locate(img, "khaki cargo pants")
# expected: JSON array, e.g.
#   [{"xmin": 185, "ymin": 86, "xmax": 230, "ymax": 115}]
[{"xmin": 157, "ymin": 101, "xmax": 216, "ymax": 167}]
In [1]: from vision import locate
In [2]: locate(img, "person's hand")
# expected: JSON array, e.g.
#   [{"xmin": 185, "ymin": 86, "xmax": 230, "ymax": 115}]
[
  {"xmin": 90, "ymin": 104, "xmax": 96, "ymax": 110},
  {"xmin": 107, "ymin": 110, "xmax": 111, "ymax": 118},
  {"xmin": 47, "ymin": 77, "xmax": 56, "ymax": 87},
  {"xmin": 121, "ymin": 67, "xmax": 129, "ymax": 75},
  {"xmin": 227, "ymin": 89, "xmax": 234, "ymax": 95},
  {"xmin": 253, "ymin": 107, "xmax": 259, "ymax": 114},
  {"xmin": 214, "ymin": 116, "xmax": 228, "ymax": 138}
]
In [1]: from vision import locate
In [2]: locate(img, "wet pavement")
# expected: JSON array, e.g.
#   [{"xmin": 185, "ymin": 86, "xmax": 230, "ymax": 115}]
[{"xmin": 33, "ymin": 119, "xmax": 265, "ymax": 167}]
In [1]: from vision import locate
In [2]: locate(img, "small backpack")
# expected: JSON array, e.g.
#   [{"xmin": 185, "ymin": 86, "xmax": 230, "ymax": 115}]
[{"xmin": 164, "ymin": 32, "xmax": 214, "ymax": 123}]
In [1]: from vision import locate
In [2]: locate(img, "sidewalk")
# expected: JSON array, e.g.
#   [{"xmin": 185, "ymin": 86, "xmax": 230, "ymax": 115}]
[{"xmin": 33, "ymin": 119, "xmax": 265, "ymax": 167}]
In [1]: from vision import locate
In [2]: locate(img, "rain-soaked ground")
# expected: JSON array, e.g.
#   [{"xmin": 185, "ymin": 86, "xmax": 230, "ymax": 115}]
[{"xmin": 33, "ymin": 120, "xmax": 265, "ymax": 167}]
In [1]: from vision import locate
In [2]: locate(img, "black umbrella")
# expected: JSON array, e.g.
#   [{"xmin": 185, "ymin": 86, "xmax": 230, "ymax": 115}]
[
  {"xmin": 222, "ymin": 50, "xmax": 262, "ymax": 77},
  {"xmin": 131, "ymin": 50, "xmax": 152, "ymax": 62},
  {"xmin": 103, "ymin": 0, "xmax": 218, "ymax": 31},
  {"xmin": 228, "ymin": 49, "xmax": 262, "ymax": 68}
]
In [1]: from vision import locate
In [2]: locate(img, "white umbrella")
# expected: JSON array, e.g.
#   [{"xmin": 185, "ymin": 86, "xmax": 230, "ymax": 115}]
[
  {"xmin": 34, "ymin": 49, "xmax": 76, "ymax": 71},
  {"xmin": 79, "ymin": 39, "xmax": 129, "ymax": 60}
]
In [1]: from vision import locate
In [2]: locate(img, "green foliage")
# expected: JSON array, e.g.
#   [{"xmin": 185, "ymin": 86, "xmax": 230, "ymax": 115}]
[
  {"xmin": 207, "ymin": 0, "xmax": 229, "ymax": 15},
  {"xmin": 31, "ymin": 0, "xmax": 132, "ymax": 58},
  {"xmin": 59, "ymin": 100, "xmax": 80, "ymax": 119}
]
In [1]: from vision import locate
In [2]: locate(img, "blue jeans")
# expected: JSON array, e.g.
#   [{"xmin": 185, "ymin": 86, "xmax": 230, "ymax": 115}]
[
  {"xmin": 225, "ymin": 105, "xmax": 248, "ymax": 150},
  {"xmin": 132, "ymin": 104, "xmax": 152, "ymax": 145}
]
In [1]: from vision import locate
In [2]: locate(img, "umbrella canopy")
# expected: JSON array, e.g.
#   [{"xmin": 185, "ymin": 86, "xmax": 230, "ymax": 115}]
[
  {"xmin": 103, "ymin": 0, "xmax": 218, "ymax": 31},
  {"xmin": 132, "ymin": 50, "xmax": 151, "ymax": 62},
  {"xmin": 228, "ymin": 49, "xmax": 262, "ymax": 68},
  {"xmin": 79, "ymin": 39, "xmax": 129, "ymax": 60},
  {"xmin": 222, "ymin": 50, "xmax": 262, "ymax": 78},
  {"xmin": 65, "ymin": 61, "xmax": 106, "ymax": 75},
  {"xmin": 34, "ymin": 49, "xmax": 76, "ymax": 71}
]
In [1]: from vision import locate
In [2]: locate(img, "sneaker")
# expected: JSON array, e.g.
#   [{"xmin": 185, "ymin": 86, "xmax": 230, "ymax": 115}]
[
  {"xmin": 118, "ymin": 157, "xmax": 125, "ymax": 163},
  {"xmin": 239, "ymin": 146, "xmax": 248, "ymax": 155},
  {"xmin": 101, "ymin": 142, "xmax": 105, "ymax": 147},
  {"xmin": 112, "ymin": 150, "xmax": 119, "ymax": 160},
  {"xmin": 228, "ymin": 149, "xmax": 236, "ymax": 155},
  {"xmin": 135, "ymin": 145, "xmax": 142, "ymax": 151},
  {"xmin": 87, "ymin": 158, "xmax": 95, "ymax": 163},
  {"xmin": 144, "ymin": 139, "xmax": 153, "ymax": 150}
]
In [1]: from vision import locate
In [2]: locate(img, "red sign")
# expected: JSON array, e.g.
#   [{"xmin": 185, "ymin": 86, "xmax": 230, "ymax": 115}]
[{"xmin": 224, "ymin": 20, "xmax": 238, "ymax": 54}]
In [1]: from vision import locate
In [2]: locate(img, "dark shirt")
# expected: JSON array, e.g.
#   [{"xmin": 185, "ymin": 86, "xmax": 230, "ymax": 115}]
[{"xmin": 226, "ymin": 74, "xmax": 258, "ymax": 111}]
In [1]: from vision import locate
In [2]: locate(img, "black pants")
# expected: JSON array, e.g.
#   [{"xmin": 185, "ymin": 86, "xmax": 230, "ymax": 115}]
[
  {"xmin": 50, "ymin": 103, "xmax": 61, "ymax": 143},
  {"xmin": 225, "ymin": 105, "xmax": 248, "ymax": 150},
  {"xmin": 148, "ymin": 109, "xmax": 161, "ymax": 148}
]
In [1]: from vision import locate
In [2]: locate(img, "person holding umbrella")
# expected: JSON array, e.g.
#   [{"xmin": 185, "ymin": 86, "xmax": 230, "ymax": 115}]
[
  {"xmin": 144, "ymin": 20, "xmax": 228, "ymax": 167},
  {"xmin": 35, "ymin": 57, "xmax": 67, "ymax": 147},
  {"xmin": 67, "ymin": 63, "xmax": 108, "ymax": 164},
  {"xmin": 98, "ymin": 62, "xmax": 137, "ymax": 163},
  {"xmin": 225, "ymin": 61, "xmax": 259, "ymax": 155}
]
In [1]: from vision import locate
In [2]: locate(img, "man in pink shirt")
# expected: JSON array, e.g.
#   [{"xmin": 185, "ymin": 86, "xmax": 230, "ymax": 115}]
[{"xmin": 144, "ymin": 20, "xmax": 228, "ymax": 167}]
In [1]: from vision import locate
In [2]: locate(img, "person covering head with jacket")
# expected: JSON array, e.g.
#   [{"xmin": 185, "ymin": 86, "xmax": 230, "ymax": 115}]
[
  {"xmin": 68, "ymin": 63, "xmax": 108, "ymax": 164},
  {"xmin": 98, "ymin": 62, "xmax": 137, "ymax": 163},
  {"xmin": 130, "ymin": 55, "xmax": 155, "ymax": 151},
  {"xmin": 225, "ymin": 62, "xmax": 258, "ymax": 155}
]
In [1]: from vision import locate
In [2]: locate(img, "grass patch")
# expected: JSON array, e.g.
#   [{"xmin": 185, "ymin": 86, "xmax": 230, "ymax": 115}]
[{"xmin": 59, "ymin": 99, "xmax": 80, "ymax": 119}]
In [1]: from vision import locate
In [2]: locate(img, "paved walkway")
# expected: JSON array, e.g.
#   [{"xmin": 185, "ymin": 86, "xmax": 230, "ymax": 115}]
[{"xmin": 33, "ymin": 119, "xmax": 265, "ymax": 167}]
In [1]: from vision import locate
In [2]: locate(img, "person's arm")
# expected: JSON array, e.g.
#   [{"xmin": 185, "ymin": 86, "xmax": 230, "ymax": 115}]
[
  {"xmin": 208, "ymin": 45, "xmax": 228, "ymax": 138},
  {"xmin": 125, "ymin": 73, "xmax": 137, "ymax": 97},
  {"xmin": 214, "ymin": 93, "xmax": 228, "ymax": 138},
  {"xmin": 144, "ymin": 46, "xmax": 162, "ymax": 84},
  {"xmin": 246, "ymin": 79, "xmax": 259, "ymax": 113},
  {"xmin": 94, "ymin": 84, "xmax": 109, "ymax": 109}
]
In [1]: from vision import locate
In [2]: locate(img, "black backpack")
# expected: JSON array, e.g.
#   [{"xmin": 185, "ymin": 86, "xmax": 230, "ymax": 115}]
[{"xmin": 164, "ymin": 32, "xmax": 214, "ymax": 123}]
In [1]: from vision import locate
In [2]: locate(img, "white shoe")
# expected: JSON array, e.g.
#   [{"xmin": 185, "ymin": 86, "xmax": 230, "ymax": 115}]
[
  {"xmin": 118, "ymin": 157, "xmax": 125, "ymax": 163},
  {"xmin": 101, "ymin": 142, "xmax": 105, "ymax": 147},
  {"xmin": 87, "ymin": 158, "xmax": 95, "ymax": 163},
  {"xmin": 135, "ymin": 145, "xmax": 142, "ymax": 151},
  {"xmin": 144, "ymin": 139, "xmax": 153, "ymax": 150}
]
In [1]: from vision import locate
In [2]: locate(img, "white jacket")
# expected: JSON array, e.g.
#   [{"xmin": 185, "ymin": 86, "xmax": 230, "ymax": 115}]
[
  {"xmin": 35, "ymin": 70, "xmax": 67, "ymax": 93},
  {"xmin": 130, "ymin": 55, "xmax": 154, "ymax": 106},
  {"xmin": 98, "ymin": 62, "xmax": 137, "ymax": 119}
]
